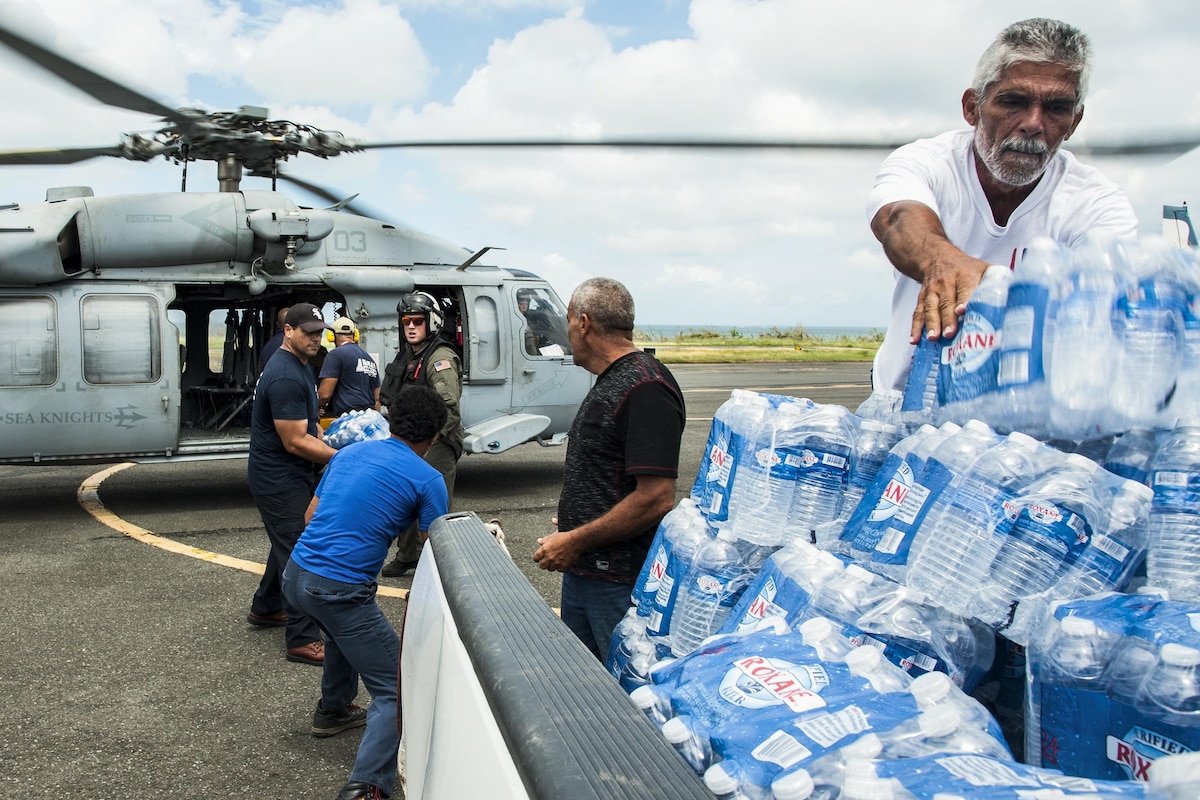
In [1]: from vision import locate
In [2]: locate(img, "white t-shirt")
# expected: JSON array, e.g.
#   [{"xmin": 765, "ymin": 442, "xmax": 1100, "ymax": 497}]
[{"xmin": 866, "ymin": 129, "xmax": 1138, "ymax": 392}]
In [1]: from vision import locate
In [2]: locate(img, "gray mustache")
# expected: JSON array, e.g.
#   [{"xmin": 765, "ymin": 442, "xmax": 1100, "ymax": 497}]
[{"xmin": 1001, "ymin": 137, "xmax": 1050, "ymax": 155}]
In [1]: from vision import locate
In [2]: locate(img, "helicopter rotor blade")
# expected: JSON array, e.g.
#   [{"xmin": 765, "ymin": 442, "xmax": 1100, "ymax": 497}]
[
  {"xmin": 0, "ymin": 145, "xmax": 128, "ymax": 165},
  {"xmin": 354, "ymin": 135, "xmax": 1200, "ymax": 158},
  {"xmin": 354, "ymin": 137, "xmax": 909, "ymax": 152},
  {"xmin": 0, "ymin": 23, "xmax": 193, "ymax": 126},
  {"xmin": 270, "ymin": 172, "xmax": 379, "ymax": 219}
]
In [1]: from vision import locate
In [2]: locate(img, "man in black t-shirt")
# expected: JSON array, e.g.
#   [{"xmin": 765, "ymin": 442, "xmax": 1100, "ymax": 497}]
[
  {"xmin": 247, "ymin": 303, "xmax": 337, "ymax": 667},
  {"xmin": 533, "ymin": 278, "xmax": 685, "ymax": 659}
]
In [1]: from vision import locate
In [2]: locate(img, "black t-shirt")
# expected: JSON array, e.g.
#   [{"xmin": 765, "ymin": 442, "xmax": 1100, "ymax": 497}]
[
  {"xmin": 558, "ymin": 351, "xmax": 685, "ymax": 583},
  {"xmin": 247, "ymin": 349, "xmax": 321, "ymax": 496}
]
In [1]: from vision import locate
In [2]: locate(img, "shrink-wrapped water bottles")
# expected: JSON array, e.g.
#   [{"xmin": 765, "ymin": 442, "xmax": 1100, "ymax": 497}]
[
  {"xmin": 1047, "ymin": 240, "xmax": 1121, "ymax": 439},
  {"xmin": 939, "ymin": 263, "xmax": 1011, "ymax": 423},
  {"xmin": 670, "ymin": 530, "xmax": 754, "ymax": 656},
  {"xmin": 904, "ymin": 430, "xmax": 1040, "ymax": 615},
  {"xmin": 972, "ymin": 453, "xmax": 1105, "ymax": 626},
  {"xmin": 1145, "ymin": 419, "xmax": 1200, "ymax": 603},
  {"xmin": 323, "ymin": 408, "xmax": 390, "ymax": 448},
  {"xmin": 719, "ymin": 541, "xmax": 843, "ymax": 635}
]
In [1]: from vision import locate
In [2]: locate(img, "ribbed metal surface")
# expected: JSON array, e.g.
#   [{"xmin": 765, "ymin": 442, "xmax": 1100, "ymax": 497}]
[{"xmin": 429, "ymin": 511, "xmax": 710, "ymax": 800}]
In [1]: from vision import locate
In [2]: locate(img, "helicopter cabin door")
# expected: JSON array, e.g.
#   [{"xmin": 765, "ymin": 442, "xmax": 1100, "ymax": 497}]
[{"xmin": 0, "ymin": 285, "xmax": 180, "ymax": 463}]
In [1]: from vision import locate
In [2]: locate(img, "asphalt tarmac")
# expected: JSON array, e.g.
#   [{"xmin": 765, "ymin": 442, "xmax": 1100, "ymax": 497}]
[{"xmin": 0, "ymin": 361, "xmax": 872, "ymax": 799}]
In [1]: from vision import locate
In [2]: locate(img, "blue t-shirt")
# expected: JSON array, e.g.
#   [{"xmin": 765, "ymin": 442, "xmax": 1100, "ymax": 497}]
[
  {"xmin": 247, "ymin": 349, "xmax": 321, "ymax": 496},
  {"xmin": 319, "ymin": 342, "xmax": 381, "ymax": 416},
  {"xmin": 291, "ymin": 437, "xmax": 449, "ymax": 583}
]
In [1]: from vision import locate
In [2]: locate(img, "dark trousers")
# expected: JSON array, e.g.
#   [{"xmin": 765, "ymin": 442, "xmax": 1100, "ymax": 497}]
[
  {"xmin": 393, "ymin": 439, "xmax": 458, "ymax": 562},
  {"xmin": 251, "ymin": 487, "xmax": 321, "ymax": 648}
]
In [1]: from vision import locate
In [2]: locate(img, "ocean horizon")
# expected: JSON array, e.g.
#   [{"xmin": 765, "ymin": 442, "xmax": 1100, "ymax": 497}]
[{"xmin": 635, "ymin": 324, "xmax": 884, "ymax": 341}]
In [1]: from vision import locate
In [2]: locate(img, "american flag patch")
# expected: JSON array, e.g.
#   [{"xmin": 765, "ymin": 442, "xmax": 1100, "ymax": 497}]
[{"xmin": 433, "ymin": 359, "xmax": 453, "ymax": 372}]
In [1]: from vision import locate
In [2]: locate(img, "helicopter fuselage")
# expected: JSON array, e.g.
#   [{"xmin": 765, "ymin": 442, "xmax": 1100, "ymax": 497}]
[{"xmin": 0, "ymin": 188, "xmax": 590, "ymax": 464}]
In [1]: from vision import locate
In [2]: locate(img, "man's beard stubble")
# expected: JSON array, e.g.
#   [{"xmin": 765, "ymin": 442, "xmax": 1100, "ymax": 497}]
[{"xmin": 974, "ymin": 124, "xmax": 1055, "ymax": 188}]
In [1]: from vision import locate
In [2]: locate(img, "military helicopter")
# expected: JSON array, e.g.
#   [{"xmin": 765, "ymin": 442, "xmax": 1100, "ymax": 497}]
[
  {"xmin": 3, "ymin": 23, "xmax": 1198, "ymax": 467},
  {"xmin": 0, "ymin": 23, "xmax": 593, "ymax": 465}
]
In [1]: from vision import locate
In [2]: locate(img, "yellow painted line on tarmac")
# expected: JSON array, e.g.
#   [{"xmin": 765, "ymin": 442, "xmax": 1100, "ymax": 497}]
[{"xmin": 77, "ymin": 462, "xmax": 410, "ymax": 600}]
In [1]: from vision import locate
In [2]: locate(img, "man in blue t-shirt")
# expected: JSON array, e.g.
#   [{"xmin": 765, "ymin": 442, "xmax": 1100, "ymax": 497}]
[
  {"xmin": 282, "ymin": 385, "xmax": 449, "ymax": 800},
  {"xmin": 318, "ymin": 317, "xmax": 381, "ymax": 418},
  {"xmin": 246, "ymin": 302, "xmax": 337, "ymax": 667}
]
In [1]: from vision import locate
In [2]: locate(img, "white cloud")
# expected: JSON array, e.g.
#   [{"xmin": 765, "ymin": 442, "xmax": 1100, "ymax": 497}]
[{"xmin": 1, "ymin": 0, "xmax": 1198, "ymax": 328}]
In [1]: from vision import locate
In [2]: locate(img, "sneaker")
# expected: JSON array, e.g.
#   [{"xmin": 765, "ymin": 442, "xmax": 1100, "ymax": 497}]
[
  {"xmin": 380, "ymin": 556, "xmax": 419, "ymax": 577},
  {"xmin": 312, "ymin": 702, "xmax": 367, "ymax": 738}
]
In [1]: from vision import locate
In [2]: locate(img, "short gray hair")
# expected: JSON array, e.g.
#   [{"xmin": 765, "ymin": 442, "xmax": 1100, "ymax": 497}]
[
  {"xmin": 971, "ymin": 18, "xmax": 1091, "ymax": 109},
  {"xmin": 571, "ymin": 277, "xmax": 635, "ymax": 333}
]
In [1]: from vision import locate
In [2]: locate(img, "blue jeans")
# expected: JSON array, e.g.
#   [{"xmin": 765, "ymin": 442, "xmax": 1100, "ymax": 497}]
[
  {"xmin": 282, "ymin": 560, "xmax": 400, "ymax": 795},
  {"xmin": 560, "ymin": 572, "xmax": 636, "ymax": 660}
]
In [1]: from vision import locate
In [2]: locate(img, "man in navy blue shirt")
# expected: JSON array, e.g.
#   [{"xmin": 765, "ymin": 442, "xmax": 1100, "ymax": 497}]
[
  {"xmin": 283, "ymin": 385, "xmax": 449, "ymax": 800},
  {"xmin": 318, "ymin": 317, "xmax": 381, "ymax": 417},
  {"xmin": 246, "ymin": 302, "xmax": 337, "ymax": 666}
]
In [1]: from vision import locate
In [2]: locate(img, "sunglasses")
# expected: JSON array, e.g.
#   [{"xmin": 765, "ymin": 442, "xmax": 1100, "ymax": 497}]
[{"xmin": 401, "ymin": 315, "xmax": 427, "ymax": 328}]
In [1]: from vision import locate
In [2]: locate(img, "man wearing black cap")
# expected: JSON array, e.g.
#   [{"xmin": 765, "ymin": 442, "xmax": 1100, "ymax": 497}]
[{"xmin": 246, "ymin": 302, "xmax": 338, "ymax": 666}]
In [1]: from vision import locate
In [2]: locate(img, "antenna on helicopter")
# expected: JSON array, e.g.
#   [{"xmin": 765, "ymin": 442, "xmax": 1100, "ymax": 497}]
[{"xmin": 458, "ymin": 247, "xmax": 507, "ymax": 271}]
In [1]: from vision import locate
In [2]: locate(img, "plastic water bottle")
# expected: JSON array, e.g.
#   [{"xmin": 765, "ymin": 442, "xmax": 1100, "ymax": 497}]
[
  {"xmin": 855, "ymin": 388, "xmax": 903, "ymax": 427},
  {"xmin": 940, "ymin": 263, "xmax": 1011, "ymax": 422},
  {"xmin": 845, "ymin": 644, "xmax": 912, "ymax": 693},
  {"xmin": 797, "ymin": 615, "xmax": 855, "ymax": 661},
  {"xmin": 784, "ymin": 404, "xmax": 856, "ymax": 541},
  {"xmin": 628, "ymin": 684, "xmax": 672, "ymax": 727},
  {"xmin": 905, "ymin": 431, "xmax": 1040, "ymax": 616},
  {"xmin": 841, "ymin": 418, "xmax": 902, "ymax": 526},
  {"xmin": 728, "ymin": 402, "xmax": 811, "ymax": 545},
  {"xmin": 1105, "ymin": 637, "xmax": 1161, "ymax": 706},
  {"xmin": 993, "ymin": 237, "xmax": 1065, "ymax": 436},
  {"xmin": 1145, "ymin": 419, "xmax": 1200, "ymax": 602},
  {"xmin": 837, "ymin": 424, "xmax": 937, "ymax": 558},
  {"xmin": 1170, "ymin": 252, "xmax": 1200, "ymax": 424},
  {"xmin": 868, "ymin": 419, "xmax": 998, "ymax": 582},
  {"xmin": 605, "ymin": 607, "xmax": 647, "ymax": 677},
  {"xmin": 646, "ymin": 514, "xmax": 712, "ymax": 644},
  {"xmin": 1040, "ymin": 615, "xmax": 1108, "ymax": 689},
  {"xmin": 900, "ymin": 334, "xmax": 943, "ymax": 431},
  {"xmin": 722, "ymin": 544, "xmax": 843, "ymax": 634},
  {"xmin": 632, "ymin": 498, "xmax": 702, "ymax": 616},
  {"xmin": 1047, "ymin": 241, "xmax": 1120, "ymax": 439},
  {"xmin": 775, "ymin": 735, "xmax": 882, "ymax": 800},
  {"xmin": 1061, "ymin": 479, "xmax": 1153, "ymax": 597},
  {"xmin": 908, "ymin": 671, "xmax": 997, "ymax": 735},
  {"xmin": 1112, "ymin": 240, "xmax": 1187, "ymax": 429},
  {"xmin": 1103, "ymin": 428, "xmax": 1159, "ymax": 485},
  {"xmin": 662, "ymin": 714, "xmax": 712, "ymax": 774},
  {"xmin": 1149, "ymin": 751, "xmax": 1200, "ymax": 800},
  {"xmin": 973, "ymin": 453, "xmax": 1103, "ymax": 625},
  {"xmin": 694, "ymin": 390, "xmax": 758, "ymax": 519},
  {"xmin": 1135, "ymin": 643, "xmax": 1200, "ymax": 726},
  {"xmin": 670, "ymin": 531, "xmax": 753, "ymax": 656},
  {"xmin": 702, "ymin": 761, "xmax": 765, "ymax": 800},
  {"xmin": 803, "ymin": 564, "xmax": 885, "ymax": 628}
]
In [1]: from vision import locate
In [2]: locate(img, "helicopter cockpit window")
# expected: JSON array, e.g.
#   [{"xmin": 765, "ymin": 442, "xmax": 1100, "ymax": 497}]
[
  {"xmin": 81, "ymin": 295, "xmax": 162, "ymax": 384},
  {"xmin": 516, "ymin": 288, "xmax": 571, "ymax": 357},
  {"xmin": 0, "ymin": 297, "xmax": 57, "ymax": 386}
]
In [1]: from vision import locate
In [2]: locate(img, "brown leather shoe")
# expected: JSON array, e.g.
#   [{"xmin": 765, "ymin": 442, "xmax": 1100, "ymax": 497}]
[
  {"xmin": 286, "ymin": 640, "xmax": 324, "ymax": 666},
  {"xmin": 246, "ymin": 609, "xmax": 288, "ymax": 628}
]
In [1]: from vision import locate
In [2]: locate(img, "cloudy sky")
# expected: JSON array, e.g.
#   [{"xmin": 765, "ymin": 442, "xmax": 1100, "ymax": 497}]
[{"xmin": 0, "ymin": 0, "xmax": 1197, "ymax": 329}]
